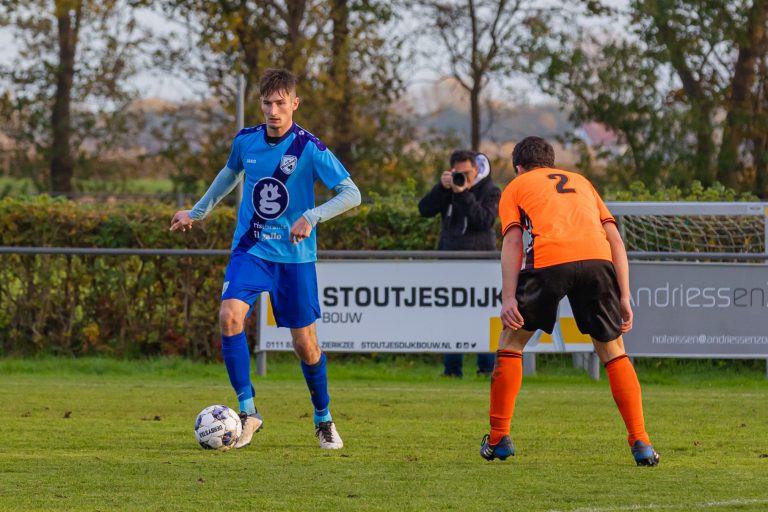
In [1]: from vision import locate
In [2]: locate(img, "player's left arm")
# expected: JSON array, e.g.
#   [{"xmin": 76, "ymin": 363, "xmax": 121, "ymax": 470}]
[
  {"xmin": 289, "ymin": 177, "xmax": 361, "ymax": 244},
  {"xmin": 592, "ymin": 186, "xmax": 631, "ymax": 332},
  {"xmin": 604, "ymin": 221, "xmax": 633, "ymax": 333},
  {"xmin": 290, "ymin": 144, "xmax": 362, "ymax": 244}
]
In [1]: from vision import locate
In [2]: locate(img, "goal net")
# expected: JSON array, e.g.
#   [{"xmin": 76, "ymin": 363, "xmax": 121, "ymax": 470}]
[{"xmin": 606, "ymin": 202, "xmax": 767, "ymax": 257}]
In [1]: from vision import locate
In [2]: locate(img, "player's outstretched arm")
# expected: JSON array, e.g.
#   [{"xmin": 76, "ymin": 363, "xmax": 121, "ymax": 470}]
[
  {"xmin": 604, "ymin": 222, "xmax": 633, "ymax": 333},
  {"xmin": 169, "ymin": 167, "xmax": 241, "ymax": 233},
  {"xmin": 170, "ymin": 167, "xmax": 242, "ymax": 233},
  {"xmin": 191, "ymin": 166, "xmax": 243, "ymax": 220},
  {"xmin": 170, "ymin": 210, "xmax": 194, "ymax": 232},
  {"xmin": 500, "ymin": 227, "xmax": 525, "ymax": 330}
]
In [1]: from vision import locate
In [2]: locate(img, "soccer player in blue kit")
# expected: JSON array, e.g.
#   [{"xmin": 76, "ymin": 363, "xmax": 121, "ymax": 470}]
[{"xmin": 170, "ymin": 69, "xmax": 361, "ymax": 449}]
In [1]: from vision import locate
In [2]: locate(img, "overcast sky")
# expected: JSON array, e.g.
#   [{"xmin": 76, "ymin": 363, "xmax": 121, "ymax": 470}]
[{"xmin": 0, "ymin": 1, "xmax": 630, "ymax": 106}]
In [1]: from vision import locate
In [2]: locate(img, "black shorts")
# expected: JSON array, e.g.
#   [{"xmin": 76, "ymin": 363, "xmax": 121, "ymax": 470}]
[{"xmin": 515, "ymin": 259, "xmax": 622, "ymax": 342}]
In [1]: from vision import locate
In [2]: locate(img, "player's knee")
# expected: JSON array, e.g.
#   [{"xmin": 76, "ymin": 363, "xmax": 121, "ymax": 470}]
[
  {"xmin": 592, "ymin": 336, "xmax": 625, "ymax": 363},
  {"xmin": 219, "ymin": 307, "xmax": 244, "ymax": 335},
  {"xmin": 295, "ymin": 345, "xmax": 321, "ymax": 365},
  {"xmin": 499, "ymin": 327, "xmax": 534, "ymax": 351},
  {"xmin": 292, "ymin": 334, "xmax": 320, "ymax": 364}
]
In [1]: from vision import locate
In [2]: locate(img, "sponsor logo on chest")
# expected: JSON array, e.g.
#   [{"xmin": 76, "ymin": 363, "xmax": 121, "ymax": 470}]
[{"xmin": 252, "ymin": 177, "xmax": 290, "ymax": 220}]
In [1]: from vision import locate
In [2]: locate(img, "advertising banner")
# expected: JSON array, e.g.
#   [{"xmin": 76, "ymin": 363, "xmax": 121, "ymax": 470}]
[
  {"xmin": 624, "ymin": 262, "xmax": 768, "ymax": 357},
  {"xmin": 258, "ymin": 260, "xmax": 768, "ymax": 357}
]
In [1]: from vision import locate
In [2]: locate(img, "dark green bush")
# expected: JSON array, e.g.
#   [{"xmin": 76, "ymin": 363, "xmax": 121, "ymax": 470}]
[{"xmin": 0, "ymin": 193, "xmax": 439, "ymax": 358}]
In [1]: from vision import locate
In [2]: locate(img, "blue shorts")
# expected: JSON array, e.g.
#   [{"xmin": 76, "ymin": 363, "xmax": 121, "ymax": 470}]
[{"xmin": 221, "ymin": 252, "xmax": 321, "ymax": 329}]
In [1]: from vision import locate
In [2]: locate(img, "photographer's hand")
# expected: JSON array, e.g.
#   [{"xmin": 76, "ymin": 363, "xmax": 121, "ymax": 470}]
[
  {"xmin": 440, "ymin": 170, "xmax": 453, "ymax": 189},
  {"xmin": 451, "ymin": 179, "xmax": 470, "ymax": 194}
]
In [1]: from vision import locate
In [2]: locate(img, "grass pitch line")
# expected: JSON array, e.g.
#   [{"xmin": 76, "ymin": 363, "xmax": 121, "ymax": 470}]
[{"xmin": 547, "ymin": 498, "xmax": 768, "ymax": 512}]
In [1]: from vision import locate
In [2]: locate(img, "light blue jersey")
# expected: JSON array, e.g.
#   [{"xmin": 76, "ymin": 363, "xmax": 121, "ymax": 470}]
[{"xmin": 226, "ymin": 123, "xmax": 350, "ymax": 263}]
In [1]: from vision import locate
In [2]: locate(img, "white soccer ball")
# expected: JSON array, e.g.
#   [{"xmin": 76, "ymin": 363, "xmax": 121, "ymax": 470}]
[{"xmin": 194, "ymin": 405, "xmax": 242, "ymax": 451}]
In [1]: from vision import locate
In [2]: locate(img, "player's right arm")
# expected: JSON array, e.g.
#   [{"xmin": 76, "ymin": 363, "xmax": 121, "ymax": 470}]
[
  {"xmin": 498, "ymin": 184, "xmax": 525, "ymax": 330},
  {"xmin": 169, "ymin": 166, "xmax": 243, "ymax": 232},
  {"xmin": 171, "ymin": 133, "xmax": 245, "ymax": 233},
  {"xmin": 500, "ymin": 226, "xmax": 525, "ymax": 330},
  {"xmin": 604, "ymin": 221, "xmax": 633, "ymax": 333}
]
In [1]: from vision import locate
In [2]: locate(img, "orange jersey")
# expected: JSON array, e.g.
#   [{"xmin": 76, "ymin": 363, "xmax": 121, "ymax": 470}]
[{"xmin": 498, "ymin": 168, "xmax": 615, "ymax": 269}]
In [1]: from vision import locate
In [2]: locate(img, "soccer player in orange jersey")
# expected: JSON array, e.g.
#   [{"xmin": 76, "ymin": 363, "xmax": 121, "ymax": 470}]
[{"xmin": 480, "ymin": 136, "xmax": 659, "ymax": 466}]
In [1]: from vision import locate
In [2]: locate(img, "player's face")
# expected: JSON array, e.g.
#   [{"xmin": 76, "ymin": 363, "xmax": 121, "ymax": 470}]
[
  {"xmin": 261, "ymin": 90, "xmax": 300, "ymax": 136},
  {"xmin": 453, "ymin": 160, "xmax": 478, "ymax": 186}
]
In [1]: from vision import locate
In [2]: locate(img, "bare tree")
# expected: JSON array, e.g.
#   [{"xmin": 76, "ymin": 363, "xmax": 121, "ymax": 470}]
[
  {"xmin": 49, "ymin": 1, "xmax": 82, "ymax": 194},
  {"xmin": 412, "ymin": 0, "xmax": 546, "ymax": 150},
  {"xmin": 1, "ymin": 0, "xmax": 153, "ymax": 193},
  {"xmin": 328, "ymin": 0, "xmax": 353, "ymax": 163},
  {"xmin": 158, "ymin": 1, "xmax": 410, "ymax": 191},
  {"xmin": 716, "ymin": 0, "xmax": 768, "ymax": 189}
]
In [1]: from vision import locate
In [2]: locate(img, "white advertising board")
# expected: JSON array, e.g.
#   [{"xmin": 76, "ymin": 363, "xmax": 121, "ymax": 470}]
[{"xmin": 258, "ymin": 260, "xmax": 592, "ymax": 353}]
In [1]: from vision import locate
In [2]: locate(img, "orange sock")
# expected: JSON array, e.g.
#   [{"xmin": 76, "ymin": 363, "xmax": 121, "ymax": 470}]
[
  {"xmin": 488, "ymin": 350, "xmax": 523, "ymax": 445},
  {"xmin": 605, "ymin": 354, "xmax": 651, "ymax": 446}
]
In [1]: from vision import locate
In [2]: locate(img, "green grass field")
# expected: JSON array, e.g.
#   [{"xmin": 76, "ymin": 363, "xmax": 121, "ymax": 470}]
[
  {"xmin": 1, "ymin": 357, "xmax": 767, "ymax": 512},
  {"xmin": 0, "ymin": 177, "xmax": 176, "ymax": 196}
]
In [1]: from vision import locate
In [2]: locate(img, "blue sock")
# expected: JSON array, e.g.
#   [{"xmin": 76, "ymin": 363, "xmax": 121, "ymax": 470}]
[
  {"xmin": 301, "ymin": 352, "xmax": 332, "ymax": 425},
  {"xmin": 221, "ymin": 332, "xmax": 256, "ymax": 415},
  {"xmin": 240, "ymin": 397, "xmax": 256, "ymax": 416}
]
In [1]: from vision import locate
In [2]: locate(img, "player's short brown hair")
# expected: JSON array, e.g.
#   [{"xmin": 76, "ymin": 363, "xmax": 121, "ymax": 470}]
[
  {"xmin": 259, "ymin": 68, "xmax": 297, "ymax": 98},
  {"xmin": 512, "ymin": 136, "xmax": 555, "ymax": 170}
]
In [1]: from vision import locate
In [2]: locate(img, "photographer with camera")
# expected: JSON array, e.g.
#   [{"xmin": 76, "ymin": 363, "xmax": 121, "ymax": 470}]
[{"xmin": 418, "ymin": 150, "xmax": 501, "ymax": 377}]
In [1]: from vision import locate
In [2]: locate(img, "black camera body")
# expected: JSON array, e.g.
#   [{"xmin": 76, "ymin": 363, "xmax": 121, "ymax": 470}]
[{"xmin": 451, "ymin": 172, "xmax": 467, "ymax": 187}]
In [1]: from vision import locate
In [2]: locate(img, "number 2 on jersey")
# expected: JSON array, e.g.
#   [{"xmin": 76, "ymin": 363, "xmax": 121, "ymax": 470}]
[{"xmin": 548, "ymin": 173, "xmax": 576, "ymax": 194}]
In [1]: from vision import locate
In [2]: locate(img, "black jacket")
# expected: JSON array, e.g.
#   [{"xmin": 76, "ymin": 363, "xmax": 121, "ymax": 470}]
[{"xmin": 418, "ymin": 177, "xmax": 501, "ymax": 250}]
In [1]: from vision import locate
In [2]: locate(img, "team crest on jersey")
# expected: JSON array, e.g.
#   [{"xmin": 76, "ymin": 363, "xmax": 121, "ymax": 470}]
[
  {"xmin": 252, "ymin": 177, "xmax": 289, "ymax": 220},
  {"xmin": 279, "ymin": 155, "xmax": 298, "ymax": 175}
]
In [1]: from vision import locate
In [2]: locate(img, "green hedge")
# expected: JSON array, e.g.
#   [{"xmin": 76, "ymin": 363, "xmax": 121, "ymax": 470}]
[
  {"xmin": 0, "ymin": 194, "xmax": 439, "ymax": 358},
  {"xmin": 0, "ymin": 179, "xmax": 755, "ymax": 358}
]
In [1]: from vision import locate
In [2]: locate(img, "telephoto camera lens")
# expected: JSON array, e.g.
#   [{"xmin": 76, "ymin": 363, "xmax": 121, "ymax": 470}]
[{"xmin": 452, "ymin": 172, "xmax": 466, "ymax": 186}]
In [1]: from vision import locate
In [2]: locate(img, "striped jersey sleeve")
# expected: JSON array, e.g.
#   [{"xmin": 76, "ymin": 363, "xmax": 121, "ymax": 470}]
[{"xmin": 498, "ymin": 185, "xmax": 522, "ymax": 235}]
